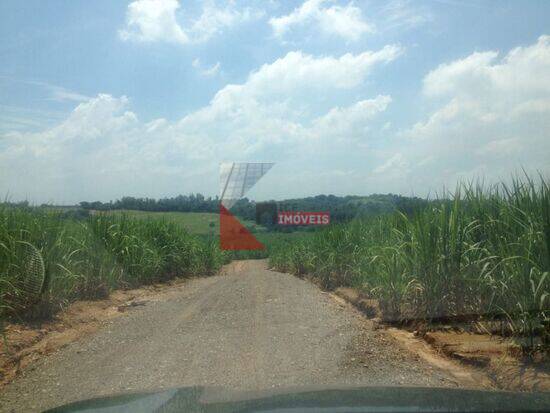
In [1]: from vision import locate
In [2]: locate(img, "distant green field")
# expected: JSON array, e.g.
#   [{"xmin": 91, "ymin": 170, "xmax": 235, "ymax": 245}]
[
  {"xmin": 95, "ymin": 209, "xmax": 314, "ymax": 260},
  {"xmin": 228, "ymin": 231, "xmax": 314, "ymax": 260},
  {"xmin": 97, "ymin": 210, "xmax": 262, "ymax": 235}
]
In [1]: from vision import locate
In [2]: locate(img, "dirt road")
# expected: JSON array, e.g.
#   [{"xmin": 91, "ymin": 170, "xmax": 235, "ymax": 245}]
[{"xmin": 1, "ymin": 260, "xmax": 476, "ymax": 412}]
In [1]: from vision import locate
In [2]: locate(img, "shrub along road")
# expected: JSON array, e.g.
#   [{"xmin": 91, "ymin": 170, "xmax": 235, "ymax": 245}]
[{"xmin": 0, "ymin": 260, "xmax": 480, "ymax": 412}]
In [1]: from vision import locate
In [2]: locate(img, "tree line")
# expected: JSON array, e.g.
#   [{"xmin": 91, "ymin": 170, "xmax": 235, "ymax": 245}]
[
  {"xmin": 80, "ymin": 194, "xmax": 219, "ymax": 213},
  {"xmin": 79, "ymin": 193, "xmax": 429, "ymax": 223}
]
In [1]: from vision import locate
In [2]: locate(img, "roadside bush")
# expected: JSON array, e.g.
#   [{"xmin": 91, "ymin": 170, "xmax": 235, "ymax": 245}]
[
  {"xmin": 269, "ymin": 176, "xmax": 550, "ymax": 345},
  {"xmin": 0, "ymin": 208, "xmax": 225, "ymax": 320}
]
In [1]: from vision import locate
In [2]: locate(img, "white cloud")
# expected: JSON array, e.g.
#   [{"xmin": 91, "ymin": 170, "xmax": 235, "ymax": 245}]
[
  {"xmin": 0, "ymin": 95, "xmax": 142, "ymax": 202},
  {"xmin": 379, "ymin": 0, "xmax": 431, "ymax": 32},
  {"xmin": 422, "ymin": 51, "xmax": 499, "ymax": 98},
  {"xmin": 174, "ymin": 47, "xmax": 400, "ymax": 156},
  {"xmin": 0, "ymin": 47, "xmax": 398, "ymax": 202},
  {"xmin": 475, "ymin": 138, "xmax": 522, "ymax": 157},
  {"xmin": 0, "ymin": 78, "xmax": 89, "ymax": 133},
  {"xmin": 373, "ymin": 152, "xmax": 408, "ymax": 174},
  {"xmin": 374, "ymin": 35, "xmax": 550, "ymax": 192},
  {"xmin": 11, "ymin": 37, "xmax": 550, "ymax": 200},
  {"xmin": 221, "ymin": 45, "xmax": 401, "ymax": 101},
  {"xmin": 188, "ymin": 2, "xmax": 262, "ymax": 43},
  {"xmin": 0, "ymin": 105, "xmax": 65, "ymax": 133},
  {"xmin": 47, "ymin": 87, "xmax": 90, "ymax": 103},
  {"xmin": 423, "ymin": 35, "xmax": 550, "ymax": 104},
  {"xmin": 270, "ymin": 0, "xmax": 373, "ymax": 41},
  {"xmin": 192, "ymin": 58, "xmax": 221, "ymax": 77},
  {"xmin": 0, "ymin": 77, "xmax": 90, "ymax": 103},
  {"xmin": 119, "ymin": 0, "xmax": 259, "ymax": 45},
  {"xmin": 312, "ymin": 96, "xmax": 392, "ymax": 140},
  {"xmin": 119, "ymin": 0, "xmax": 189, "ymax": 44}
]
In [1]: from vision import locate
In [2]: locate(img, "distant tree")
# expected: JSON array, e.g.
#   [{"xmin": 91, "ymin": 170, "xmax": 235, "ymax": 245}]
[{"xmin": 78, "ymin": 192, "xmax": 429, "ymax": 224}]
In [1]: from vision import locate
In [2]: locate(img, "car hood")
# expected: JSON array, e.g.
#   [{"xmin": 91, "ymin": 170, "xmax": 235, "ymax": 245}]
[{"xmin": 46, "ymin": 385, "xmax": 550, "ymax": 413}]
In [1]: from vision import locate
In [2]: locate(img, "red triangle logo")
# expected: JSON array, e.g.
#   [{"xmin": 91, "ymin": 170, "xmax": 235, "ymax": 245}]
[{"xmin": 220, "ymin": 204, "xmax": 265, "ymax": 250}]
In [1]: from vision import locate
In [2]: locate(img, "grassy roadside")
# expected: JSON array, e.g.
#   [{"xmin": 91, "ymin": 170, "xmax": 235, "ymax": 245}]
[
  {"xmin": 97, "ymin": 209, "xmax": 263, "ymax": 235},
  {"xmin": 98, "ymin": 210, "xmax": 221, "ymax": 235},
  {"xmin": 4, "ymin": 175, "xmax": 548, "ymax": 350},
  {"xmin": 219, "ymin": 231, "xmax": 314, "ymax": 260},
  {"xmin": 269, "ymin": 177, "xmax": 550, "ymax": 351},
  {"xmin": 0, "ymin": 208, "xmax": 227, "ymax": 321}
]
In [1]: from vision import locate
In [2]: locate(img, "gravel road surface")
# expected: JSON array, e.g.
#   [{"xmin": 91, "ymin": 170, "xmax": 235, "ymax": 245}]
[{"xmin": 0, "ymin": 260, "xmax": 466, "ymax": 412}]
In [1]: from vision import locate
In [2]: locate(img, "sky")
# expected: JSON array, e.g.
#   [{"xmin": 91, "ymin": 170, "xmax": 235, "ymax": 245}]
[{"xmin": 0, "ymin": 0, "xmax": 549, "ymax": 204}]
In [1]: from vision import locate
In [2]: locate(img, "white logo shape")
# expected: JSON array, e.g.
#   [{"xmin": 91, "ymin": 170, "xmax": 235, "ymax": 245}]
[{"xmin": 219, "ymin": 162, "xmax": 274, "ymax": 210}]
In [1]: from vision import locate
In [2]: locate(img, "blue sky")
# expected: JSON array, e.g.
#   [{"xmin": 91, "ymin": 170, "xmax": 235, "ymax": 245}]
[{"xmin": 1, "ymin": 0, "xmax": 549, "ymax": 204}]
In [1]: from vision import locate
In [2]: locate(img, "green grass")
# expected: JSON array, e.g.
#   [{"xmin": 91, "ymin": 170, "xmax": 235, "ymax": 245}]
[
  {"xmin": 0, "ymin": 206, "xmax": 306, "ymax": 321},
  {"xmin": 8, "ymin": 174, "xmax": 547, "ymax": 351},
  {"xmin": 223, "ymin": 231, "xmax": 314, "ymax": 260},
  {"xmin": 100, "ymin": 210, "xmax": 302, "ymax": 261},
  {"xmin": 0, "ymin": 208, "xmax": 227, "ymax": 320},
  {"xmin": 97, "ymin": 210, "xmax": 262, "ymax": 235},
  {"xmin": 269, "ymin": 176, "xmax": 550, "ymax": 348}
]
